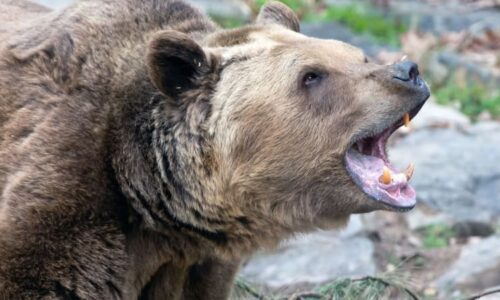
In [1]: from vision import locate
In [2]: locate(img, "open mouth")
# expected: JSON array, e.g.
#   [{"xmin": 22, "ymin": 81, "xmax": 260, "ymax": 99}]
[{"xmin": 344, "ymin": 103, "xmax": 425, "ymax": 211}]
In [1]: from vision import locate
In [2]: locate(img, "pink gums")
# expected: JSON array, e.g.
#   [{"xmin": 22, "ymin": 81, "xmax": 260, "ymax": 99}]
[{"xmin": 345, "ymin": 126, "xmax": 416, "ymax": 208}]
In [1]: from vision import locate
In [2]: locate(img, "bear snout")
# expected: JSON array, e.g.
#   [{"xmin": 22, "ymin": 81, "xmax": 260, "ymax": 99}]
[{"xmin": 390, "ymin": 60, "xmax": 430, "ymax": 100}]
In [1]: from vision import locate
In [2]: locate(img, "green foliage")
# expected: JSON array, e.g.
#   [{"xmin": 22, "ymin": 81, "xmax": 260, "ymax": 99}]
[
  {"xmin": 434, "ymin": 82, "xmax": 500, "ymax": 120},
  {"xmin": 209, "ymin": 13, "xmax": 246, "ymax": 29},
  {"xmin": 212, "ymin": 0, "xmax": 313, "ymax": 28},
  {"xmin": 315, "ymin": 276, "xmax": 418, "ymax": 300},
  {"xmin": 418, "ymin": 223, "xmax": 456, "ymax": 249},
  {"xmin": 214, "ymin": 1, "xmax": 407, "ymax": 46},
  {"xmin": 254, "ymin": 0, "xmax": 310, "ymax": 13},
  {"xmin": 313, "ymin": 278, "xmax": 389, "ymax": 300},
  {"xmin": 232, "ymin": 277, "xmax": 265, "ymax": 299},
  {"xmin": 313, "ymin": 4, "xmax": 407, "ymax": 46},
  {"xmin": 253, "ymin": 0, "xmax": 316, "ymax": 19}
]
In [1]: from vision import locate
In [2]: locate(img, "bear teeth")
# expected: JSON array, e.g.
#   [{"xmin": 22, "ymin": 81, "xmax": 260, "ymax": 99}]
[
  {"xmin": 379, "ymin": 166, "xmax": 391, "ymax": 184},
  {"xmin": 379, "ymin": 163, "xmax": 414, "ymax": 185},
  {"xmin": 404, "ymin": 163, "xmax": 415, "ymax": 181},
  {"xmin": 403, "ymin": 112, "xmax": 410, "ymax": 127}
]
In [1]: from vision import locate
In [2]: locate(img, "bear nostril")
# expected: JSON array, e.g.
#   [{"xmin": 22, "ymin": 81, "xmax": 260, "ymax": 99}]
[
  {"xmin": 393, "ymin": 60, "xmax": 419, "ymax": 84},
  {"xmin": 408, "ymin": 63, "xmax": 419, "ymax": 82}
]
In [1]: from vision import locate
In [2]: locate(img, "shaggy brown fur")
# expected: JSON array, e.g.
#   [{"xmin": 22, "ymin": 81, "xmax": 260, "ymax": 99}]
[{"xmin": 0, "ymin": 0, "xmax": 428, "ymax": 299}]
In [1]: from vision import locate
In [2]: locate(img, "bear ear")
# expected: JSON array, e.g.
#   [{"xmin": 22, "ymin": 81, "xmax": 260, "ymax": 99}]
[
  {"xmin": 147, "ymin": 30, "xmax": 207, "ymax": 97},
  {"xmin": 256, "ymin": 1, "xmax": 300, "ymax": 32}
]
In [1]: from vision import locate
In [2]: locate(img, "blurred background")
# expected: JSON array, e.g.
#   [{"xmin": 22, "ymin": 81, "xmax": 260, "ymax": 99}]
[{"xmin": 34, "ymin": 0, "xmax": 500, "ymax": 299}]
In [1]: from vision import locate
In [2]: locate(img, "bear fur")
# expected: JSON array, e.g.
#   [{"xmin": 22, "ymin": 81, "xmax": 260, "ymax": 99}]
[{"xmin": 0, "ymin": 0, "xmax": 429, "ymax": 298}]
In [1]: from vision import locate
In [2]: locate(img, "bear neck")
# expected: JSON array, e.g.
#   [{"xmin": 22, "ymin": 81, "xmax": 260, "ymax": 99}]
[
  {"xmin": 112, "ymin": 86, "xmax": 230, "ymax": 249},
  {"xmin": 111, "ymin": 55, "xmax": 281, "ymax": 260}
]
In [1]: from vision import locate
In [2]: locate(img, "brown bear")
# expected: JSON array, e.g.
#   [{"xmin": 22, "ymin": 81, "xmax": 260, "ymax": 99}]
[{"xmin": 0, "ymin": 0, "xmax": 430, "ymax": 299}]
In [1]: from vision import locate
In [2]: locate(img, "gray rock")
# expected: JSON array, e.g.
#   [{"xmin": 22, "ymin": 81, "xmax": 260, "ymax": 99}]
[
  {"xmin": 436, "ymin": 51, "xmax": 500, "ymax": 90},
  {"xmin": 476, "ymin": 177, "xmax": 500, "ymax": 214},
  {"xmin": 408, "ymin": 101, "xmax": 470, "ymax": 131},
  {"xmin": 389, "ymin": 121, "xmax": 500, "ymax": 220},
  {"xmin": 240, "ymin": 230, "xmax": 375, "ymax": 287},
  {"xmin": 338, "ymin": 214, "xmax": 364, "ymax": 238},
  {"xmin": 426, "ymin": 53, "xmax": 450, "ymax": 86},
  {"xmin": 384, "ymin": 0, "xmax": 500, "ymax": 35},
  {"xmin": 406, "ymin": 206, "xmax": 450, "ymax": 230},
  {"xmin": 436, "ymin": 235, "xmax": 500, "ymax": 292},
  {"xmin": 300, "ymin": 22, "xmax": 394, "ymax": 57},
  {"xmin": 32, "ymin": 0, "xmax": 73, "ymax": 9}
]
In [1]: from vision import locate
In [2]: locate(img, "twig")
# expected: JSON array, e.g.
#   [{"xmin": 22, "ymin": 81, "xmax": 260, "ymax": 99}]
[
  {"xmin": 287, "ymin": 292, "xmax": 324, "ymax": 300},
  {"xmin": 467, "ymin": 285, "xmax": 500, "ymax": 300},
  {"xmin": 394, "ymin": 252, "xmax": 424, "ymax": 270}
]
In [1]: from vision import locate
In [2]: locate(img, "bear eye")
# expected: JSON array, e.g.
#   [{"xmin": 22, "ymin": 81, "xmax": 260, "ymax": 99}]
[{"xmin": 303, "ymin": 72, "xmax": 322, "ymax": 87}]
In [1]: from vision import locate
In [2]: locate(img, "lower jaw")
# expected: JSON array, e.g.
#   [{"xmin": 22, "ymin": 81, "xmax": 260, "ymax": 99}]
[
  {"xmin": 351, "ymin": 194, "xmax": 416, "ymax": 213},
  {"xmin": 348, "ymin": 174, "xmax": 417, "ymax": 210},
  {"xmin": 363, "ymin": 184, "xmax": 416, "ymax": 208},
  {"xmin": 377, "ymin": 198, "xmax": 416, "ymax": 212},
  {"xmin": 344, "ymin": 153, "xmax": 417, "ymax": 210}
]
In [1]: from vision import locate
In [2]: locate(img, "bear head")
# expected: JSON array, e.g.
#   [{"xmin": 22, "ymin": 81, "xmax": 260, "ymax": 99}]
[{"xmin": 143, "ymin": 1, "xmax": 429, "ymax": 253}]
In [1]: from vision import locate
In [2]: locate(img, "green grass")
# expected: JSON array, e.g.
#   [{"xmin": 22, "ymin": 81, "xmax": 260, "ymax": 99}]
[
  {"xmin": 434, "ymin": 82, "xmax": 500, "ymax": 120},
  {"xmin": 253, "ymin": 0, "xmax": 314, "ymax": 19},
  {"xmin": 257, "ymin": 1, "xmax": 406, "ymax": 46},
  {"xmin": 418, "ymin": 224, "xmax": 456, "ymax": 249},
  {"xmin": 312, "ymin": 4, "xmax": 407, "ymax": 47},
  {"xmin": 209, "ymin": 13, "xmax": 247, "ymax": 29},
  {"xmin": 213, "ymin": 1, "xmax": 407, "ymax": 46}
]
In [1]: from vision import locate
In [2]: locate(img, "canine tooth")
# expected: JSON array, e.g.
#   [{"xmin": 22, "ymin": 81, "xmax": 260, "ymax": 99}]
[
  {"xmin": 404, "ymin": 163, "xmax": 415, "ymax": 181},
  {"xmin": 403, "ymin": 113, "xmax": 410, "ymax": 127},
  {"xmin": 379, "ymin": 166, "xmax": 391, "ymax": 184}
]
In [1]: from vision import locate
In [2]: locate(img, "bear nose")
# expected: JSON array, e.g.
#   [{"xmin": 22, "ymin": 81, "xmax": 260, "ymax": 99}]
[
  {"xmin": 392, "ymin": 60, "xmax": 419, "ymax": 83},
  {"xmin": 390, "ymin": 60, "xmax": 430, "ymax": 100}
]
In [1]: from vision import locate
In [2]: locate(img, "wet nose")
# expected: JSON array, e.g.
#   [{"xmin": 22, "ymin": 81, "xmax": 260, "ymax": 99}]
[
  {"xmin": 392, "ymin": 60, "xmax": 419, "ymax": 84},
  {"xmin": 390, "ymin": 60, "xmax": 430, "ymax": 101}
]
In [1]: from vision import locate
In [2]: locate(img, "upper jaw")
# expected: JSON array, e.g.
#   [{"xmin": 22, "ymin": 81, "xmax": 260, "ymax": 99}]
[
  {"xmin": 343, "ymin": 101, "xmax": 427, "ymax": 211},
  {"xmin": 348, "ymin": 100, "xmax": 426, "ymax": 150}
]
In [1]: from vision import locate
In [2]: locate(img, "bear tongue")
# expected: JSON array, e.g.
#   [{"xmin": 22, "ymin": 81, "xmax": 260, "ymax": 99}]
[
  {"xmin": 345, "ymin": 148, "xmax": 417, "ymax": 207},
  {"xmin": 346, "ymin": 149, "xmax": 415, "ymax": 189}
]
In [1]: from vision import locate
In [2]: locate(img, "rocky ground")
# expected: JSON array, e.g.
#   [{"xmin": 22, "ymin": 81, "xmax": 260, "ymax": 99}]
[{"xmin": 31, "ymin": 0, "xmax": 500, "ymax": 299}]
